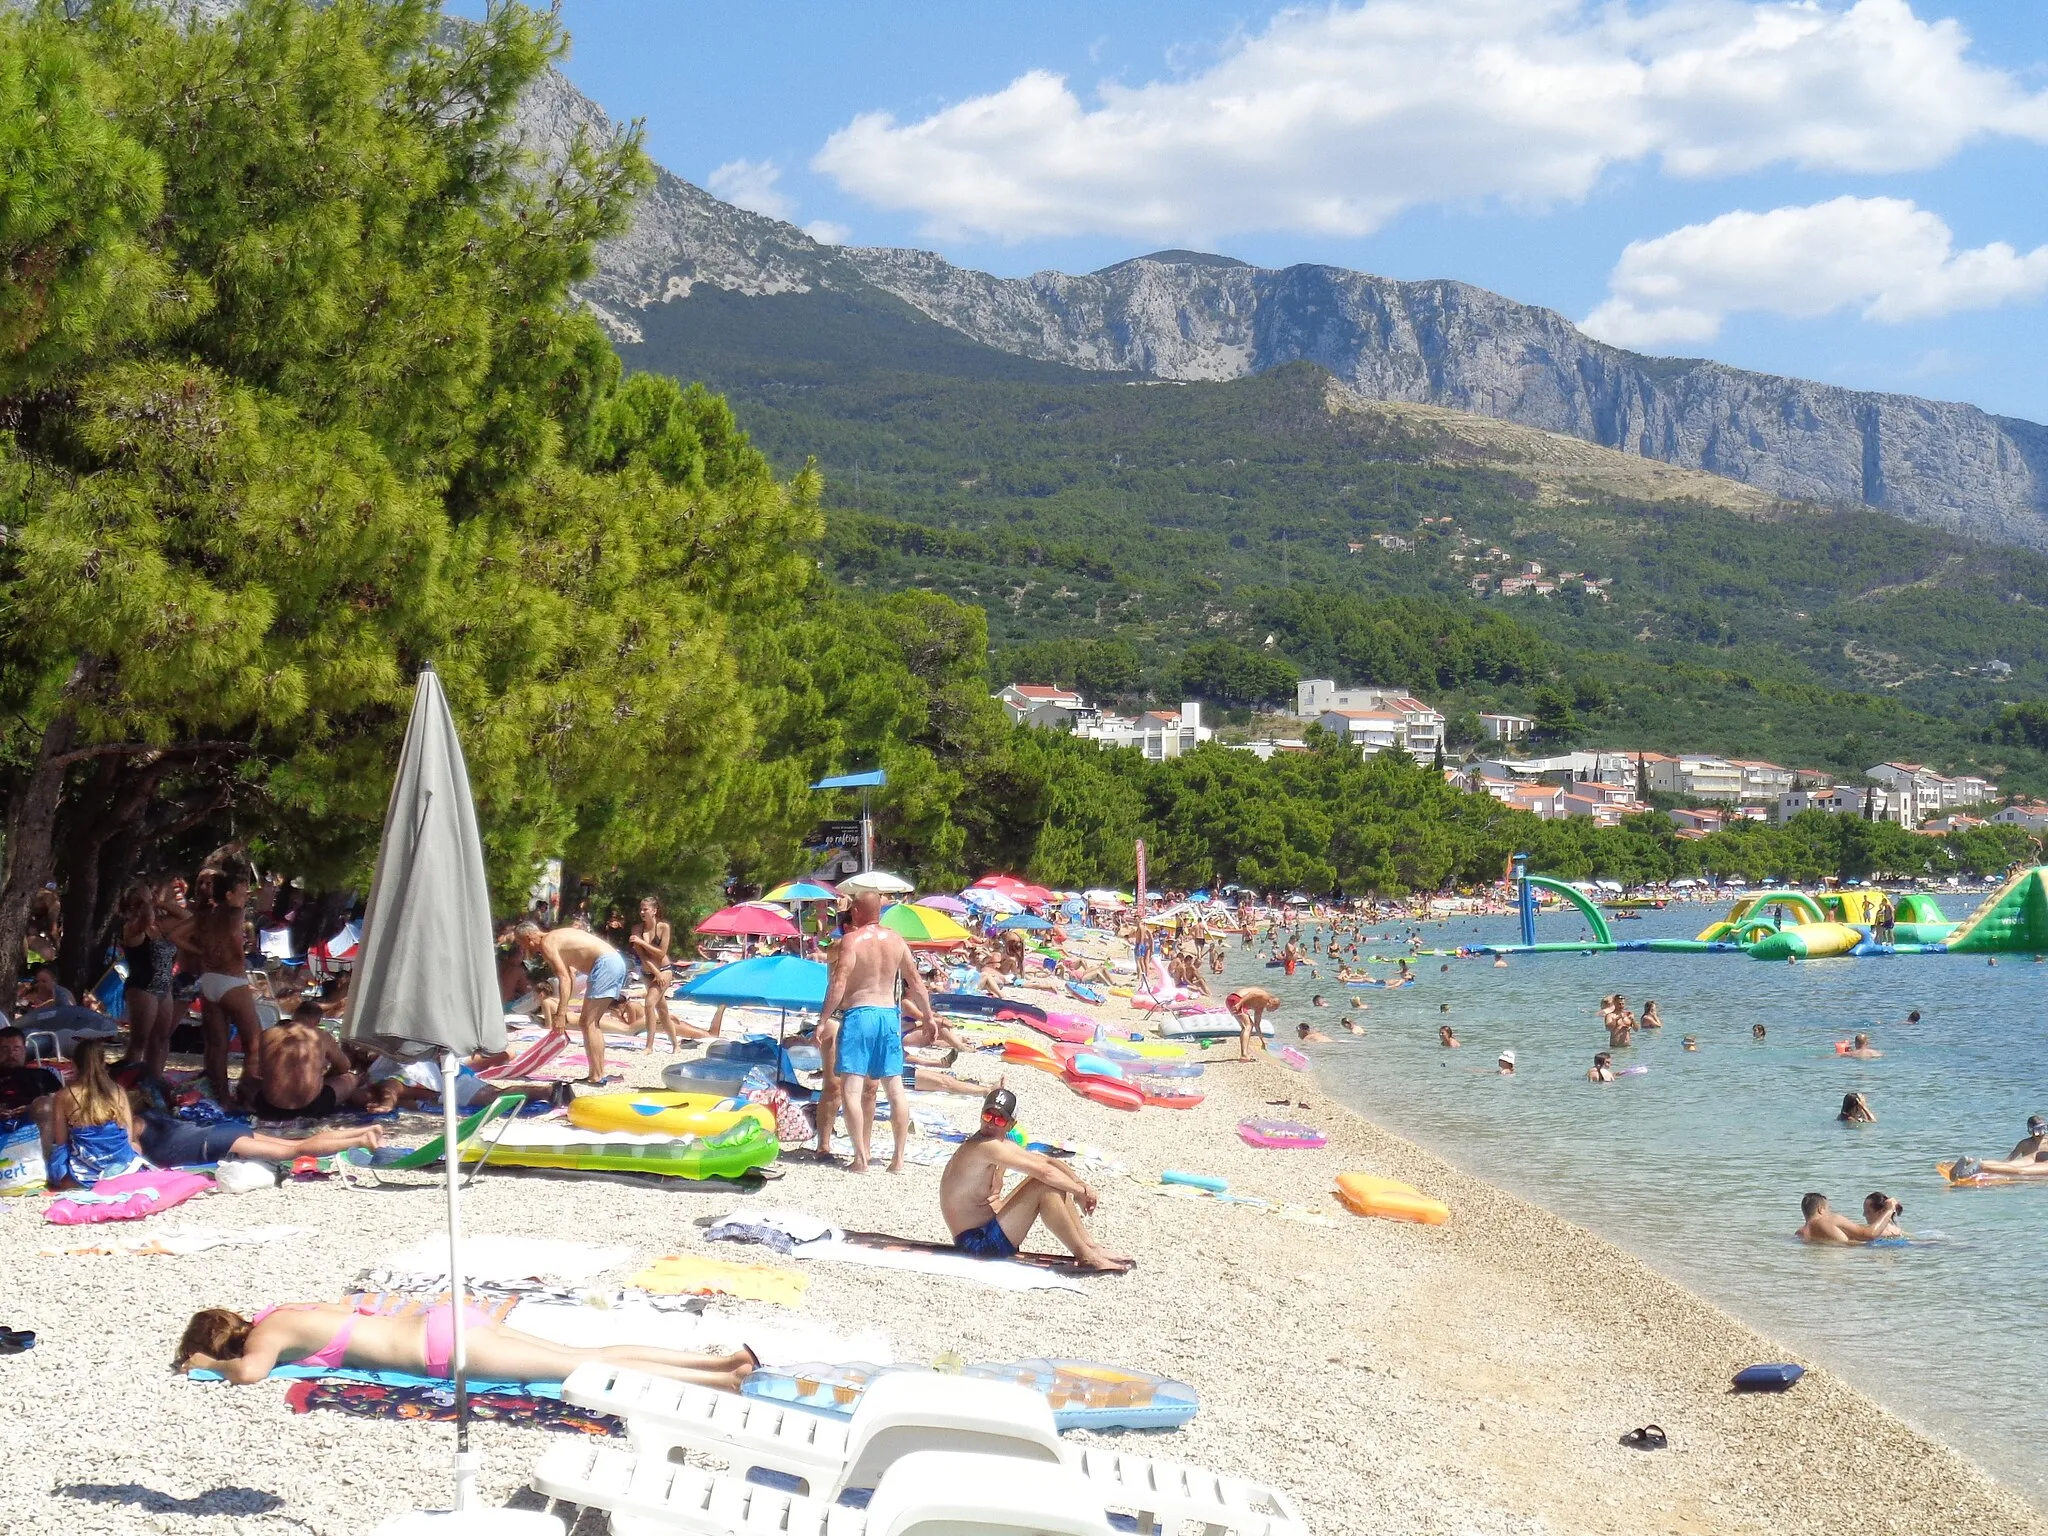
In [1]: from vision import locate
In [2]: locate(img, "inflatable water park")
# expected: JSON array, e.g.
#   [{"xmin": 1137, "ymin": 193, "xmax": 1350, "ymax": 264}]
[{"xmin": 1484, "ymin": 856, "xmax": 2048, "ymax": 959}]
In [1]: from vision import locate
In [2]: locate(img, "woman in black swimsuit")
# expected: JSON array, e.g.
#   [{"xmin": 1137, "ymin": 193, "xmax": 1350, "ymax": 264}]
[{"xmin": 119, "ymin": 882, "xmax": 182, "ymax": 1076}]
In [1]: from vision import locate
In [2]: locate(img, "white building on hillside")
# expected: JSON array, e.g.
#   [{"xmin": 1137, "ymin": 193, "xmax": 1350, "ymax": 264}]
[
  {"xmin": 1869, "ymin": 762, "xmax": 1996, "ymax": 810},
  {"xmin": 1315, "ymin": 698, "xmax": 1445, "ymax": 759},
  {"xmin": 1076, "ymin": 702, "xmax": 1210, "ymax": 760},
  {"xmin": 1992, "ymin": 800, "xmax": 2048, "ymax": 830},
  {"xmin": 1479, "ymin": 712, "xmax": 1535, "ymax": 743},
  {"xmin": 994, "ymin": 684, "xmax": 1088, "ymax": 728},
  {"xmin": 1646, "ymin": 755, "xmax": 1743, "ymax": 801},
  {"xmin": 1726, "ymin": 759, "xmax": 1796, "ymax": 801}
]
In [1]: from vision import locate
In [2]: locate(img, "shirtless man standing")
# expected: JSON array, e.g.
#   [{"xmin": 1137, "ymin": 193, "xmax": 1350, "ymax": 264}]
[
  {"xmin": 240, "ymin": 999, "xmax": 359, "ymax": 1118},
  {"xmin": 939, "ymin": 1086, "xmax": 1131, "ymax": 1271},
  {"xmin": 516, "ymin": 921, "xmax": 629, "ymax": 1085},
  {"xmin": 171, "ymin": 865, "xmax": 265, "ymax": 1104},
  {"xmin": 1225, "ymin": 987, "xmax": 1280, "ymax": 1062},
  {"xmin": 816, "ymin": 891, "xmax": 933, "ymax": 1173}
]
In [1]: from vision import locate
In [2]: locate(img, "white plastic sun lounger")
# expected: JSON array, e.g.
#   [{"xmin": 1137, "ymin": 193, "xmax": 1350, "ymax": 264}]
[
  {"xmin": 556, "ymin": 1366, "xmax": 1309, "ymax": 1536},
  {"xmin": 535, "ymin": 1447, "xmax": 1113, "ymax": 1536},
  {"xmin": 562, "ymin": 1368, "xmax": 1059, "ymax": 1493}
]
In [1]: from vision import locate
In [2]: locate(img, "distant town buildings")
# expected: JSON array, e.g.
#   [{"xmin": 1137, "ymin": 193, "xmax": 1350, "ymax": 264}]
[
  {"xmin": 999, "ymin": 678, "xmax": 2011, "ymax": 829},
  {"xmin": 1296, "ymin": 680, "xmax": 1446, "ymax": 759},
  {"xmin": 992, "ymin": 685, "xmax": 1212, "ymax": 759}
]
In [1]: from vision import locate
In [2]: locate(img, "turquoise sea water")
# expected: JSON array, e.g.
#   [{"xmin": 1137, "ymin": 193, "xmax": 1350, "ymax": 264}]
[{"xmin": 1229, "ymin": 902, "xmax": 2048, "ymax": 1507}]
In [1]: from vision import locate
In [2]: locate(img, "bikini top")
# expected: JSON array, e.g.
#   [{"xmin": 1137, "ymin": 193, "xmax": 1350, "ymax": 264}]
[{"xmin": 252, "ymin": 1300, "xmax": 368, "ymax": 1370}]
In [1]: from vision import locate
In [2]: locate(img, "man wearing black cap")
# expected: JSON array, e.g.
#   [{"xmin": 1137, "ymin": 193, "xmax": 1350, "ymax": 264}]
[{"xmin": 937, "ymin": 1084, "xmax": 1133, "ymax": 1272}]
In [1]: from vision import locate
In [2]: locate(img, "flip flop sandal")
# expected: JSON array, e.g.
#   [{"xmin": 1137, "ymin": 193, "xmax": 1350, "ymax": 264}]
[
  {"xmin": 1619, "ymin": 1424, "xmax": 1668, "ymax": 1451},
  {"xmin": 0, "ymin": 1329, "xmax": 36, "ymax": 1355}
]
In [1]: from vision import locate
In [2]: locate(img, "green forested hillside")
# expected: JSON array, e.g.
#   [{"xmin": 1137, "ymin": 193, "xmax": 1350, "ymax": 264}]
[{"xmin": 620, "ymin": 311, "xmax": 2048, "ymax": 787}]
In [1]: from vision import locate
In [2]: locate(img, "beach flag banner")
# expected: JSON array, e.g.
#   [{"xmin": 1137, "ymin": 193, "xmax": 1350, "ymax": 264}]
[{"xmin": 1134, "ymin": 840, "xmax": 1148, "ymax": 925}]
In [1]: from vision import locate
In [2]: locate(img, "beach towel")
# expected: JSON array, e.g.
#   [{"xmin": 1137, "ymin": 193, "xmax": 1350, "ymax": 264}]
[
  {"xmin": 37, "ymin": 1223, "xmax": 306, "ymax": 1257},
  {"xmin": 282, "ymin": 1377, "xmax": 618, "ymax": 1434},
  {"xmin": 627, "ymin": 1253, "xmax": 809, "ymax": 1307},
  {"xmin": 790, "ymin": 1231, "xmax": 1087, "ymax": 1294},
  {"xmin": 193, "ymin": 1363, "xmax": 547, "ymax": 1392},
  {"xmin": 503, "ymin": 1301, "xmax": 893, "ymax": 1368},
  {"xmin": 44, "ymin": 1167, "xmax": 212, "ymax": 1225}
]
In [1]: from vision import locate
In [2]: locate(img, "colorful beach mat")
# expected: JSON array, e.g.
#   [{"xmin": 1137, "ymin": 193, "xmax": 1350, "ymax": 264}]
[{"xmin": 283, "ymin": 1377, "xmax": 618, "ymax": 1434}]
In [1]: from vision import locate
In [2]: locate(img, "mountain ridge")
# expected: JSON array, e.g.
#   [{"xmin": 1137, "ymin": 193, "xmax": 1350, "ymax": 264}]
[{"xmin": 521, "ymin": 68, "xmax": 2048, "ymax": 550}]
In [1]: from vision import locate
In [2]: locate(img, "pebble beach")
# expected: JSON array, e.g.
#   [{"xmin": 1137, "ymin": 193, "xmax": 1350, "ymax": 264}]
[{"xmin": 3, "ymin": 988, "xmax": 2040, "ymax": 1536}]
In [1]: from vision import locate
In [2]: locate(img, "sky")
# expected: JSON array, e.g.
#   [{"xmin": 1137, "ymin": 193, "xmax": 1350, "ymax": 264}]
[{"xmin": 488, "ymin": 2, "xmax": 2048, "ymax": 423}]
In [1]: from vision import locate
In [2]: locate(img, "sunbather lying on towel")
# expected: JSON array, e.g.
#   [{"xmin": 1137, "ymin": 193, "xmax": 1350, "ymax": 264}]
[
  {"xmin": 939, "ymin": 1085, "xmax": 1132, "ymax": 1273},
  {"xmin": 175, "ymin": 1302, "xmax": 759, "ymax": 1388}
]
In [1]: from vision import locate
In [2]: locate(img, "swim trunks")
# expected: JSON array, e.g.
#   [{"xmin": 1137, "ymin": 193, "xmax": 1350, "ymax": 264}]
[
  {"xmin": 245, "ymin": 1085, "xmax": 339, "ymax": 1120},
  {"xmin": 836, "ymin": 1005, "xmax": 903, "ymax": 1080},
  {"xmin": 953, "ymin": 1216, "xmax": 1016, "ymax": 1259},
  {"xmin": 585, "ymin": 948, "xmax": 628, "ymax": 1001}
]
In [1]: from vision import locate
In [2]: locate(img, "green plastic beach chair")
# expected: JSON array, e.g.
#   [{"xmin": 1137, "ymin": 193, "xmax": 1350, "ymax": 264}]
[{"xmin": 373, "ymin": 1094, "xmax": 524, "ymax": 1172}]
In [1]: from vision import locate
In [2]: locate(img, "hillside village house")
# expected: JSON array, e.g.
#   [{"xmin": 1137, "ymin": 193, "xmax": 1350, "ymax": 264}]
[
  {"xmin": 1868, "ymin": 762, "xmax": 1995, "ymax": 812},
  {"xmin": 994, "ymin": 684, "xmax": 1087, "ymax": 728},
  {"xmin": 1645, "ymin": 754, "xmax": 1743, "ymax": 801},
  {"xmin": 1992, "ymin": 800, "xmax": 2048, "ymax": 830},
  {"xmin": 993, "ymin": 685, "xmax": 1211, "ymax": 759},
  {"xmin": 1297, "ymin": 680, "xmax": 1446, "ymax": 759},
  {"xmin": 1479, "ymin": 712, "xmax": 1535, "ymax": 743}
]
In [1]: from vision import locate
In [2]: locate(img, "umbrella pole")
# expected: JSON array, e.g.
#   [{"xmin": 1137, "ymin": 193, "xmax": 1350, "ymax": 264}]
[{"xmin": 442, "ymin": 1048, "xmax": 477, "ymax": 1511}]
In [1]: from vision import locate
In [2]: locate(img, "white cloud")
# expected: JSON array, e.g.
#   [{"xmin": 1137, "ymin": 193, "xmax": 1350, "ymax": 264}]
[
  {"xmin": 1582, "ymin": 196, "xmax": 2048, "ymax": 348},
  {"xmin": 812, "ymin": 0, "xmax": 2048, "ymax": 244},
  {"xmin": 705, "ymin": 158, "xmax": 796, "ymax": 222},
  {"xmin": 803, "ymin": 220, "xmax": 852, "ymax": 246}
]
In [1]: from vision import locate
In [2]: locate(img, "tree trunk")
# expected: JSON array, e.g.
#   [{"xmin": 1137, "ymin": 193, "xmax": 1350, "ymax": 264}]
[
  {"xmin": 0, "ymin": 703, "xmax": 83, "ymax": 989},
  {"xmin": 55, "ymin": 757, "xmax": 167, "ymax": 996}
]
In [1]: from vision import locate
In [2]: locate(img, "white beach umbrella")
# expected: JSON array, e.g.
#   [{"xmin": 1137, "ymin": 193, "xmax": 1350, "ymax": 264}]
[
  {"xmin": 345, "ymin": 665, "xmax": 558, "ymax": 1536},
  {"xmin": 839, "ymin": 869, "xmax": 914, "ymax": 895}
]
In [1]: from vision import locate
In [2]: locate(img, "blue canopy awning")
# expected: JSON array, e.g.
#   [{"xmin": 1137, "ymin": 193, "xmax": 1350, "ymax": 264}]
[{"xmin": 812, "ymin": 769, "xmax": 887, "ymax": 790}]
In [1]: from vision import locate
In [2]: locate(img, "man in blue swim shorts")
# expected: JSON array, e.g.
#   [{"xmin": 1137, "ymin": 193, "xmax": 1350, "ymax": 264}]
[
  {"xmin": 817, "ymin": 891, "xmax": 935, "ymax": 1172},
  {"xmin": 938, "ymin": 1086, "xmax": 1133, "ymax": 1272},
  {"xmin": 517, "ymin": 921, "xmax": 631, "ymax": 1086}
]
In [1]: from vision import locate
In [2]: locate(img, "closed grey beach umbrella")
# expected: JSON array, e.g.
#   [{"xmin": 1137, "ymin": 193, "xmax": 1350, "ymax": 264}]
[
  {"xmin": 346, "ymin": 665, "xmax": 544, "ymax": 1533},
  {"xmin": 344, "ymin": 662, "xmax": 502, "ymax": 1063}
]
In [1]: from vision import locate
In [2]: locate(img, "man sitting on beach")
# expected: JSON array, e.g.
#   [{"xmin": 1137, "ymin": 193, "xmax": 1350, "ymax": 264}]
[
  {"xmin": 240, "ymin": 1000, "xmax": 358, "ymax": 1119},
  {"xmin": 1225, "ymin": 988, "xmax": 1280, "ymax": 1062},
  {"xmin": 1796, "ymin": 1192, "xmax": 1896, "ymax": 1243},
  {"xmin": 515, "ymin": 920, "xmax": 629, "ymax": 1085},
  {"xmin": 938, "ymin": 1086, "xmax": 1131, "ymax": 1272}
]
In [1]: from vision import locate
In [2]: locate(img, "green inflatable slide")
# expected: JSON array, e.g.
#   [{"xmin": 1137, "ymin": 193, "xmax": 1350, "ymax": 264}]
[{"xmin": 1944, "ymin": 868, "xmax": 2048, "ymax": 953}]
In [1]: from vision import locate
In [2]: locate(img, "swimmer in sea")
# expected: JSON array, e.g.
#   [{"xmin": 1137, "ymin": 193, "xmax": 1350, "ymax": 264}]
[
  {"xmin": 1494, "ymin": 955, "xmax": 1508, "ymax": 968},
  {"xmin": 1796, "ymin": 1192, "xmax": 1893, "ymax": 1245},
  {"xmin": 1841, "ymin": 1032, "xmax": 1882, "ymax": 1059},
  {"xmin": 1587, "ymin": 1050, "xmax": 1615, "ymax": 1082},
  {"xmin": 1901, "ymin": 1011, "xmax": 1922, "ymax": 1027},
  {"xmin": 2009, "ymin": 1115, "xmax": 2047, "ymax": 1160},
  {"xmin": 1639, "ymin": 1000, "xmax": 1662, "ymax": 1030},
  {"xmin": 1839, "ymin": 1091, "xmax": 1876, "ymax": 1123},
  {"xmin": 1753, "ymin": 1023, "xmax": 1767, "ymax": 1041},
  {"xmin": 1439, "ymin": 1024, "xmax": 1460, "ymax": 1048},
  {"xmin": 1297, "ymin": 1022, "xmax": 1333, "ymax": 1043},
  {"xmin": 1861, "ymin": 1192, "xmax": 1904, "ymax": 1238},
  {"xmin": 1496, "ymin": 1049, "xmax": 1515, "ymax": 1076},
  {"xmin": 1342, "ymin": 1018, "xmax": 1365, "ymax": 1036},
  {"xmin": 1682, "ymin": 1035, "xmax": 1698, "ymax": 1052},
  {"xmin": 1311, "ymin": 994, "xmax": 1328, "ymax": 1008}
]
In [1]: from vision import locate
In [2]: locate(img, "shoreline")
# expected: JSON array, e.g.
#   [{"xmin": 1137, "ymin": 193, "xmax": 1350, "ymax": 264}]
[{"xmin": 4, "ymin": 989, "xmax": 2041, "ymax": 1535}]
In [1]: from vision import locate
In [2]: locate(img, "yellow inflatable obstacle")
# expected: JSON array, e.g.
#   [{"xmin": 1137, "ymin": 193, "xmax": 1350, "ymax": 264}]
[
  {"xmin": 568, "ymin": 1091, "xmax": 774, "ymax": 1139},
  {"xmin": 1335, "ymin": 1172, "xmax": 1449, "ymax": 1225}
]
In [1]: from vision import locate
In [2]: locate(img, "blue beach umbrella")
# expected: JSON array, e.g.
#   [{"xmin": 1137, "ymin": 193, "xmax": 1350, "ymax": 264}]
[
  {"xmin": 679, "ymin": 954, "xmax": 829, "ymax": 1011},
  {"xmin": 993, "ymin": 913, "xmax": 1053, "ymax": 931}
]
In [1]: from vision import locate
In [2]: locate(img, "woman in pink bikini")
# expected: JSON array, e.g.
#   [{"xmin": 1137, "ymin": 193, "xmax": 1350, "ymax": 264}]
[{"xmin": 174, "ymin": 1301, "xmax": 758, "ymax": 1388}]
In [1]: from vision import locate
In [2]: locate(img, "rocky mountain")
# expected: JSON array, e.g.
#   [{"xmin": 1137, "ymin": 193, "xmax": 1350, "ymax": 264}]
[{"xmin": 531, "ymin": 73, "xmax": 2048, "ymax": 550}]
